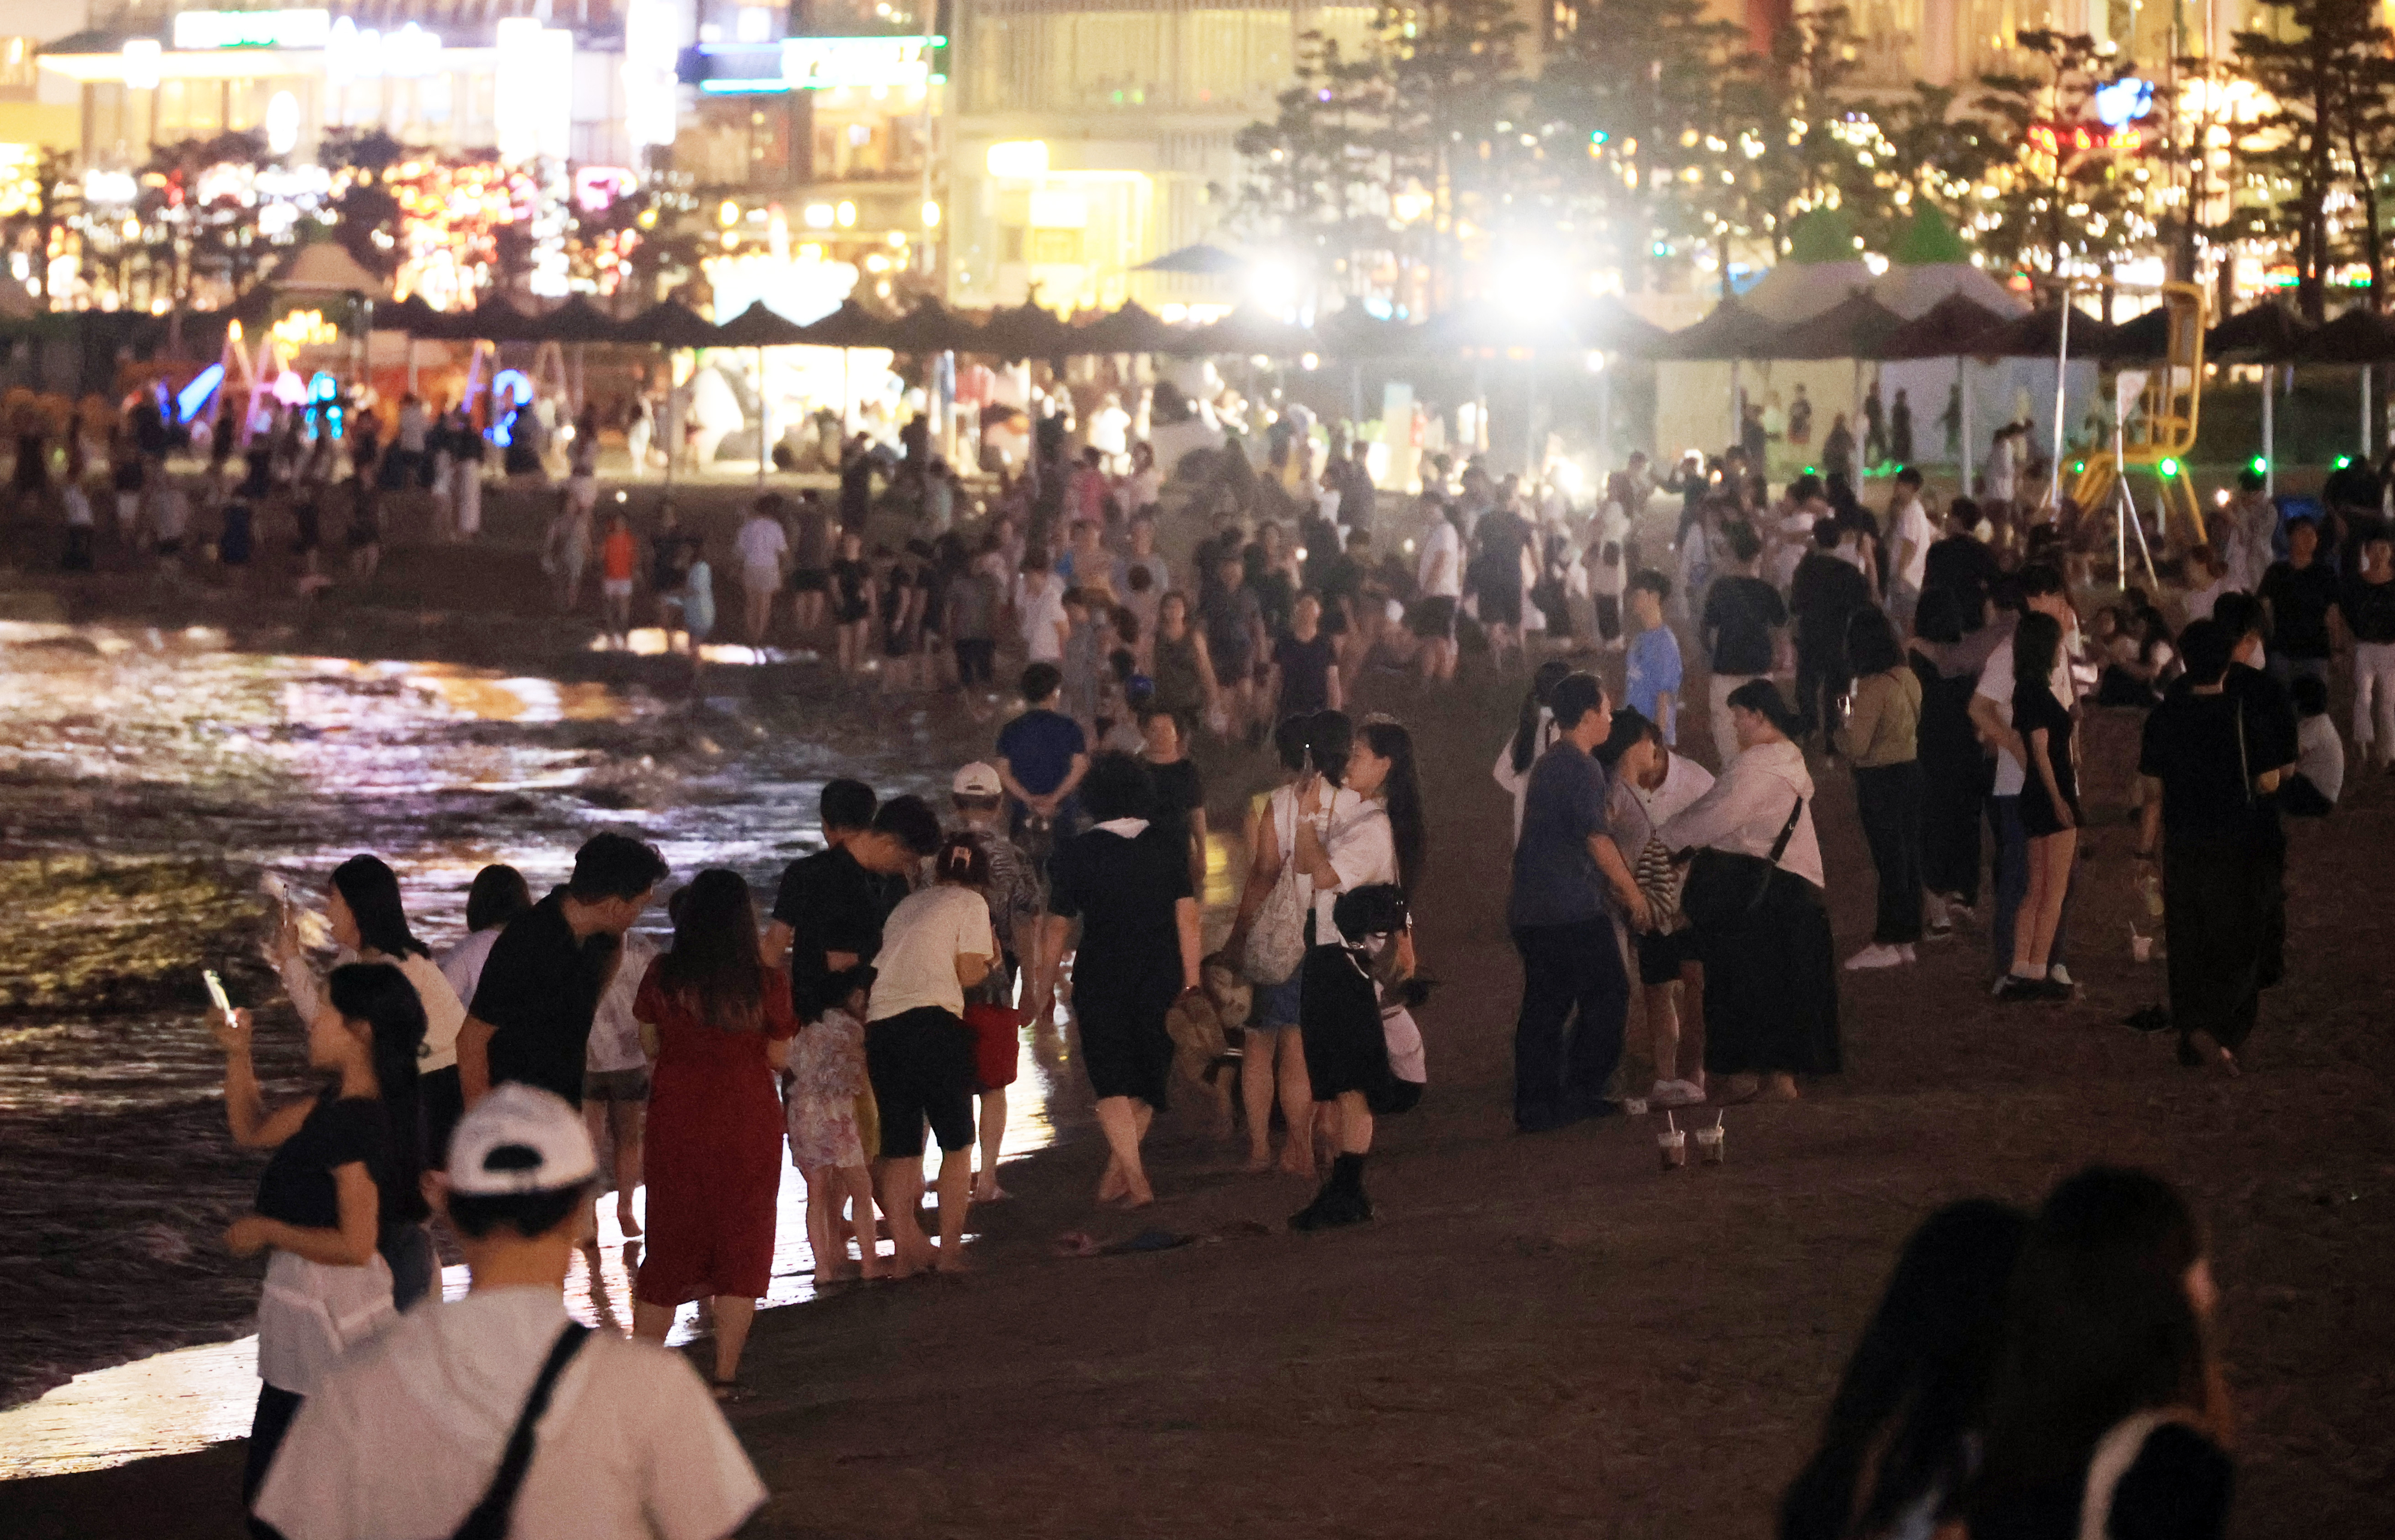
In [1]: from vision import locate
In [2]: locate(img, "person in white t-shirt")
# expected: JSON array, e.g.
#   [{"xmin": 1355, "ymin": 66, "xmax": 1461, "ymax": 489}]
[
  {"xmin": 254, "ymin": 1084, "xmax": 766, "ymax": 1540},
  {"xmin": 1885, "ymin": 467, "xmax": 1935, "ymax": 630},
  {"xmin": 865, "ymin": 838, "xmax": 998, "ymax": 1274},
  {"xmin": 1967, "ymin": 565, "xmax": 2079, "ymax": 989},
  {"xmin": 1412, "ymin": 502, "xmax": 1463, "ymax": 683},
  {"xmin": 735, "ymin": 499, "xmax": 788, "ymax": 645}
]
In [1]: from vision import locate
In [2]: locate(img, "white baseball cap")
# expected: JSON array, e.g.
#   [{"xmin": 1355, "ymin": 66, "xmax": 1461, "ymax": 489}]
[
  {"xmin": 952, "ymin": 762, "xmax": 1003, "ymax": 798},
  {"xmin": 447, "ymin": 1084, "xmax": 599, "ymax": 1195}
]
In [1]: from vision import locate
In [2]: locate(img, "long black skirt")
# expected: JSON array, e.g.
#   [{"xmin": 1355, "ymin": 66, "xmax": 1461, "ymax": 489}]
[
  {"xmin": 2164, "ymin": 836, "xmax": 2276, "ymax": 1052},
  {"xmin": 1697, "ymin": 869, "xmax": 1842, "ymax": 1077}
]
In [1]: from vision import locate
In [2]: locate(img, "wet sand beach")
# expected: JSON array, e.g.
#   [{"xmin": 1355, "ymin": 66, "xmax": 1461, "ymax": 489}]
[{"xmin": 4, "ymin": 481, "xmax": 2394, "ymax": 1537}]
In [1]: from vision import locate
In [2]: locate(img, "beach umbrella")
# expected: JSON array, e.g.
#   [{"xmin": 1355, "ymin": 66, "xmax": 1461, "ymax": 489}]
[
  {"xmin": 1657, "ymin": 298, "xmax": 1783, "ymax": 360},
  {"xmin": 795, "ymin": 299, "xmax": 900, "ymax": 350},
  {"xmin": 456, "ymin": 295, "xmax": 541, "ymax": 342},
  {"xmin": 619, "ymin": 300, "xmax": 723, "ymax": 349},
  {"xmin": 711, "ymin": 302, "xmax": 813, "ymax": 487},
  {"xmin": 1969, "ymin": 305, "xmax": 2126, "ymax": 359},
  {"xmin": 2207, "ymin": 304, "xmax": 2311, "ymax": 362},
  {"xmin": 1130, "ymin": 242, "xmax": 1247, "ymax": 276},
  {"xmin": 380, "ymin": 293, "xmax": 454, "ymax": 338},
  {"xmin": 1185, "ymin": 304, "xmax": 1315, "ymax": 359},
  {"xmin": 1768, "ymin": 293, "xmax": 1911, "ymax": 360},
  {"xmin": 2288, "ymin": 305, "xmax": 2395, "ymax": 363},
  {"xmin": 978, "ymin": 301, "xmax": 1081, "ymax": 362},
  {"xmin": 1071, "ymin": 301, "xmax": 1186, "ymax": 356},
  {"xmin": 884, "ymin": 297, "xmax": 981, "ymax": 355},
  {"xmin": 530, "ymin": 294, "xmax": 627, "ymax": 344},
  {"xmin": 1875, "ymin": 294, "xmax": 2021, "ymax": 360}
]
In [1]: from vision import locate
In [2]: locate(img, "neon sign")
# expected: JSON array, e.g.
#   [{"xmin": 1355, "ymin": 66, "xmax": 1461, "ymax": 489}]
[
  {"xmin": 684, "ymin": 35, "xmax": 947, "ymax": 95},
  {"xmin": 172, "ymin": 9, "xmax": 332, "ymax": 50}
]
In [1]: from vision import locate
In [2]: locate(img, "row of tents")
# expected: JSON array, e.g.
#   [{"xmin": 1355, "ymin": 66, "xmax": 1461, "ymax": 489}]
[{"xmin": 371, "ymin": 286, "xmax": 2395, "ymax": 371}]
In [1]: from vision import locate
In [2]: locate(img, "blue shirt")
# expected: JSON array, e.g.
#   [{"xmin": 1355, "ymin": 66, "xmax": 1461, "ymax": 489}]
[
  {"xmin": 1624, "ymin": 626, "xmax": 1684, "ymax": 743},
  {"xmin": 996, "ymin": 708, "xmax": 1087, "ymax": 797},
  {"xmin": 1507, "ymin": 739, "xmax": 1613, "ymax": 929}
]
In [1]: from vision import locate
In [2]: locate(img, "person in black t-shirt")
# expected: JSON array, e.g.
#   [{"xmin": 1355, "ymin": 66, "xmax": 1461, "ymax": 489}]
[
  {"xmin": 1921, "ymin": 499, "xmax": 2002, "ymax": 630},
  {"xmin": 1269, "ymin": 590, "xmax": 1343, "ymax": 720},
  {"xmin": 1790, "ymin": 518, "xmax": 1875, "ymax": 744},
  {"xmin": 1700, "ymin": 520, "xmax": 1789, "ymax": 768},
  {"xmin": 765, "ymin": 791, "xmax": 942, "ymax": 1017},
  {"xmin": 212, "ymin": 961, "xmax": 427, "ymax": 1515},
  {"xmin": 1138, "ymin": 704, "xmax": 1209, "ymax": 894},
  {"xmin": 460, "ymin": 832, "xmax": 669, "ymax": 1109},
  {"xmin": 2256, "ymin": 516, "xmax": 2341, "ymax": 687}
]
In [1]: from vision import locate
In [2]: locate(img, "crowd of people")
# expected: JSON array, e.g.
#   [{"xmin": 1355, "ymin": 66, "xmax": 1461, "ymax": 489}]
[{"xmin": 162, "ymin": 372, "xmax": 2388, "ymax": 1538}]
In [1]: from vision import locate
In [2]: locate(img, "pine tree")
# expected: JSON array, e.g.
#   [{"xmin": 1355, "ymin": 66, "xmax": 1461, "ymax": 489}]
[{"xmin": 2235, "ymin": 0, "xmax": 2393, "ymax": 319}]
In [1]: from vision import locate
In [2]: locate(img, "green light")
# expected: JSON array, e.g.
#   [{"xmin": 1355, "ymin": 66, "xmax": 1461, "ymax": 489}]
[
  {"xmin": 2072, "ymin": 460, "xmax": 2085, "ymax": 473},
  {"xmin": 2335, "ymin": 454, "xmax": 2354, "ymax": 469},
  {"xmin": 2158, "ymin": 457, "xmax": 2181, "ymax": 477},
  {"xmin": 1591, "ymin": 130, "xmax": 1608, "ymax": 144},
  {"xmin": 1803, "ymin": 465, "xmax": 1818, "ymax": 475},
  {"xmin": 2248, "ymin": 454, "xmax": 2268, "ymax": 474}
]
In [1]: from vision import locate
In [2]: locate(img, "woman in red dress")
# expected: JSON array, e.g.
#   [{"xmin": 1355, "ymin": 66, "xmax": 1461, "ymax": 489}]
[{"xmin": 630, "ymin": 869, "xmax": 798, "ymax": 1396}]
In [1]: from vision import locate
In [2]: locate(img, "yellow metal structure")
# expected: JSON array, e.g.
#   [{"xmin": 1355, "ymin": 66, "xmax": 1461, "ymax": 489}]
[{"xmin": 2071, "ymin": 281, "xmax": 2207, "ymax": 545}]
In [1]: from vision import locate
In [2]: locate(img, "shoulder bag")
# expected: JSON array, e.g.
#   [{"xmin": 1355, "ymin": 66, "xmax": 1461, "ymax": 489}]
[
  {"xmin": 1678, "ymin": 798, "xmax": 1804, "ymax": 932},
  {"xmin": 448, "ymin": 1322, "xmax": 593, "ymax": 1540},
  {"xmin": 1242, "ymin": 794, "xmax": 1313, "ymax": 987}
]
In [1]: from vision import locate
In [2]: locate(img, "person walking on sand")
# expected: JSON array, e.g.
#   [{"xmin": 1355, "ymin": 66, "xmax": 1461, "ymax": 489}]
[
  {"xmin": 1662, "ymin": 680, "xmax": 1839, "ymax": 1105},
  {"xmin": 1507, "ymin": 674, "xmax": 1654, "ymax": 1133},
  {"xmin": 213, "ymin": 963, "xmax": 424, "ymax": 1519},
  {"xmin": 950, "ymin": 762, "xmax": 1045, "ymax": 1201},
  {"xmin": 252, "ymin": 1084, "xmax": 766, "ymax": 1540},
  {"xmin": 1994, "ymin": 611, "xmax": 2079, "ymax": 1004},
  {"xmin": 630, "ymin": 870, "xmax": 799, "ymax": 1395},
  {"xmin": 1600, "ymin": 710, "xmax": 1714, "ymax": 1109},
  {"xmin": 579, "ymin": 921, "xmax": 656, "ymax": 1300},
  {"xmin": 599, "ymin": 510, "xmax": 639, "ymax": 648},
  {"xmin": 865, "ymin": 835, "xmax": 999, "ymax": 1272},
  {"xmin": 438, "ymin": 864, "xmax": 531, "ymax": 1020},
  {"xmin": 1040, "ymin": 753, "xmax": 1205, "ymax": 1209},
  {"xmin": 786, "ymin": 965, "xmax": 887, "ymax": 1283}
]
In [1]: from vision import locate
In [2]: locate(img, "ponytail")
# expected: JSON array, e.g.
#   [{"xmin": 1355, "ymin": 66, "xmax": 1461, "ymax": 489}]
[
  {"xmin": 1512, "ymin": 659, "xmax": 1573, "ymax": 775},
  {"xmin": 935, "ymin": 833, "xmax": 992, "ymax": 887}
]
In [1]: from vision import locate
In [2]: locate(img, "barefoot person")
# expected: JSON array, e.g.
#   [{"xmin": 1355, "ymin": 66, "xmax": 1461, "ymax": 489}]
[
  {"xmin": 1226, "ymin": 713, "xmax": 1358, "ymax": 1178},
  {"xmin": 1040, "ymin": 752, "xmax": 1205, "ymax": 1208},
  {"xmin": 948, "ymin": 763, "xmax": 1043, "ymax": 1202},
  {"xmin": 866, "ymin": 835, "xmax": 999, "ymax": 1272},
  {"xmin": 215, "ymin": 963, "xmax": 425, "ymax": 1516},
  {"xmin": 253, "ymin": 1085, "xmax": 766, "ymax": 1540},
  {"xmin": 787, "ymin": 966, "xmax": 887, "ymax": 1283},
  {"xmin": 630, "ymin": 870, "xmax": 798, "ymax": 1396}
]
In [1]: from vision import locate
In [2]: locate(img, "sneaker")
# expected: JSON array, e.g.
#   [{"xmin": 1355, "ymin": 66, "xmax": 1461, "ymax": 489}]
[
  {"xmin": 2038, "ymin": 976, "xmax": 2075, "ymax": 1001},
  {"xmin": 1649, "ymin": 1078, "xmax": 1706, "ymax": 1108},
  {"xmin": 1993, "ymin": 975, "xmax": 2048, "ymax": 1004},
  {"xmin": 2046, "ymin": 965, "xmax": 2073, "ymax": 989},
  {"xmin": 1844, "ymin": 943, "xmax": 1906, "ymax": 971}
]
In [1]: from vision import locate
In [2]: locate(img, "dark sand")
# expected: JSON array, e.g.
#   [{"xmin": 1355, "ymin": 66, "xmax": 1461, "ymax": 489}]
[{"xmin": 6, "ymin": 481, "xmax": 2394, "ymax": 1538}]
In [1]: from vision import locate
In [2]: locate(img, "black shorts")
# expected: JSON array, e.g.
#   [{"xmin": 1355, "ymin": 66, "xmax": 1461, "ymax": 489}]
[
  {"xmin": 1477, "ymin": 581, "xmax": 1523, "ymax": 628},
  {"xmin": 1299, "ymin": 943, "xmax": 1392, "ymax": 1101},
  {"xmin": 1636, "ymin": 927, "xmax": 1699, "ymax": 988},
  {"xmin": 790, "ymin": 568, "xmax": 828, "ymax": 593},
  {"xmin": 866, "ymin": 1007, "xmax": 976, "ymax": 1158},
  {"xmin": 1407, "ymin": 595, "xmax": 1458, "ymax": 639}
]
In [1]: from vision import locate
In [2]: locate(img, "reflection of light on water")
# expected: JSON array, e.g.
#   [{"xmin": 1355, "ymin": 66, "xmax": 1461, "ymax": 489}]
[
  {"xmin": 0, "ymin": 1024, "xmax": 1064, "ymax": 1479},
  {"xmin": 587, "ymin": 629, "xmax": 818, "ymax": 667}
]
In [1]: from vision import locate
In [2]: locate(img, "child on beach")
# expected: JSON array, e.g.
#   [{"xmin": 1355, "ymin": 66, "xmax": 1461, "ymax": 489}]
[{"xmin": 786, "ymin": 966, "xmax": 887, "ymax": 1283}]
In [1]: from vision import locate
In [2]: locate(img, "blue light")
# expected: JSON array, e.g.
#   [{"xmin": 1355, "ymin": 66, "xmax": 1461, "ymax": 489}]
[
  {"xmin": 2093, "ymin": 78, "xmax": 2153, "ymax": 128},
  {"xmin": 309, "ymin": 371, "xmax": 339, "ymax": 404},
  {"xmin": 175, "ymin": 363, "xmax": 224, "ymax": 425},
  {"xmin": 489, "ymin": 369, "xmax": 534, "ymax": 448}
]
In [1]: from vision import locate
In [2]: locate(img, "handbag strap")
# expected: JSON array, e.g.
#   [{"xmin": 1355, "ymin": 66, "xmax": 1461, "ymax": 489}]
[
  {"xmin": 1767, "ymin": 797, "xmax": 1806, "ymax": 865},
  {"xmin": 449, "ymin": 1323, "xmax": 593, "ymax": 1540}
]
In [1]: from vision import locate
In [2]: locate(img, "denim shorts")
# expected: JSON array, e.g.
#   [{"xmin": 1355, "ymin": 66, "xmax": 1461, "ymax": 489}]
[{"xmin": 1251, "ymin": 972, "xmax": 1303, "ymax": 1030}]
